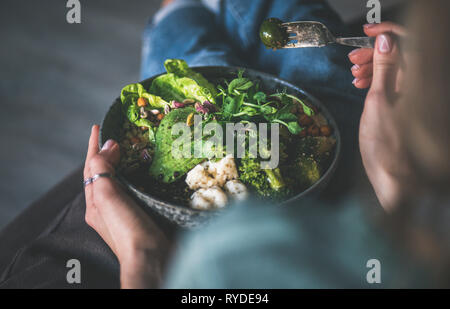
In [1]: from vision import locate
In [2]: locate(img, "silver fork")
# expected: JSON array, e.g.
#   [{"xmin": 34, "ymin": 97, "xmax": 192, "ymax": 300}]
[{"xmin": 282, "ymin": 21, "xmax": 375, "ymax": 49}]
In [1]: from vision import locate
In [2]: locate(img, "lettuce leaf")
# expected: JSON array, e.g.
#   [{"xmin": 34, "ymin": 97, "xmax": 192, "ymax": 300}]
[
  {"xmin": 121, "ymin": 83, "xmax": 145, "ymax": 103},
  {"xmin": 164, "ymin": 59, "xmax": 217, "ymax": 102},
  {"xmin": 150, "ymin": 73, "xmax": 215, "ymax": 104},
  {"xmin": 149, "ymin": 74, "xmax": 187, "ymax": 103},
  {"xmin": 121, "ymin": 83, "xmax": 168, "ymax": 110},
  {"xmin": 120, "ymin": 83, "xmax": 168, "ymax": 144},
  {"xmin": 141, "ymin": 92, "xmax": 168, "ymax": 109}
]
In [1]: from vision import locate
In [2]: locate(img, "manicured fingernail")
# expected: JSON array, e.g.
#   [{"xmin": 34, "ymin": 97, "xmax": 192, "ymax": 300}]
[
  {"xmin": 378, "ymin": 34, "xmax": 392, "ymax": 54},
  {"xmin": 348, "ymin": 49, "xmax": 360, "ymax": 57},
  {"xmin": 364, "ymin": 23, "xmax": 376, "ymax": 29},
  {"xmin": 352, "ymin": 78, "xmax": 359, "ymax": 85},
  {"xmin": 351, "ymin": 64, "xmax": 360, "ymax": 71},
  {"xmin": 102, "ymin": 139, "xmax": 115, "ymax": 150}
]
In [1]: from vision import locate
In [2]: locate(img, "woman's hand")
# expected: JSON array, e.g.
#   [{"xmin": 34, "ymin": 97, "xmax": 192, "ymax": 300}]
[
  {"xmin": 353, "ymin": 23, "xmax": 418, "ymax": 211},
  {"xmin": 349, "ymin": 22, "xmax": 407, "ymax": 89},
  {"xmin": 84, "ymin": 125, "xmax": 168, "ymax": 288}
]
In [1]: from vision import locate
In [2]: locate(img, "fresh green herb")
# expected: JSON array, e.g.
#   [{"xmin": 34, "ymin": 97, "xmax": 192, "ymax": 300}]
[
  {"xmin": 273, "ymin": 119, "xmax": 303, "ymax": 135},
  {"xmin": 253, "ymin": 92, "xmax": 267, "ymax": 104},
  {"xmin": 227, "ymin": 70, "xmax": 254, "ymax": 95}
]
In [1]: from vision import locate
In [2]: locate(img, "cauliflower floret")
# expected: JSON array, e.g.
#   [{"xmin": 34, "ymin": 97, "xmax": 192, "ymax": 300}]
[
  {"xmin": 224, "ymin": 180, "xmax": 248, "ymax": 201},
  {"xmin": 185, "ymin": 155, "xmax": 238, "ymax": 190},
  {"xmin": 208, "ymin": 155, "xmax": 238, "ymax": 187},
  {"xmin": 190, "ymin": 186, "xmax": 228, "ymax": 210},
  {"xmin": 185, "ymin": 163, "xmax": 217, "ymax": 190}
]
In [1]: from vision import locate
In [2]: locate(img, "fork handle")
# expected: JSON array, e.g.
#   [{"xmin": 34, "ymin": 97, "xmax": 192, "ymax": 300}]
[{"xmin": 335, "ymin": 37, "xmax": 375, "ymax": 48}]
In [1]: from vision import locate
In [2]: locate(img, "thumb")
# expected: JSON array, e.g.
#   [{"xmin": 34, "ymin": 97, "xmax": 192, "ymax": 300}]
[
  {"xmin": 370, "ymin": 33, "xmax": 399, "ymax": 98},
  {"xmin": 98, "ymin": 139, "xmax": 121, "ymax": 167}
]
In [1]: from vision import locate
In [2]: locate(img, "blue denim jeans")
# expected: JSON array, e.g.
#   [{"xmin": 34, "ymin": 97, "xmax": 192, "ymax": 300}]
[
  {"xmin": 141, "ymin": 0, "xmax": 365, "ymax": 198},
  {"xmin": 142, "ymin": 0, "xmax": 359, "ymax": 95}
]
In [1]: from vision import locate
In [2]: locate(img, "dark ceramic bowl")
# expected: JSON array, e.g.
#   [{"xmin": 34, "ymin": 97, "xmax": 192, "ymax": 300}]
[{"xmin": 101, "ymin": 66, "xmax": 341, "ymax": 228}]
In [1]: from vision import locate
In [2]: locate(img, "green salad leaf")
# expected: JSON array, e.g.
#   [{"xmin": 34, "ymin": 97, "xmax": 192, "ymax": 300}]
[
  {"xmin": 121, "ymin": 83, "xmax": 145, "ymax": 103},
  {"xmin": 120, "ymin": 83, "xmax": 168, "ymax": 145},
  {"xmin": 150, "ymin": 73, "xmax": 215, "ymax": 104},
  {"xmin": 228, "ymin": 70, "xmax": 254, "ymax": 95},
  {"xmin": 164, "ymin": 59, "xmax": 217, "ymax": 102},
  {"xmin": 121, "ymin": 83, "xmax": 168, "ymax": 110},
  {"xmin": 253, "ymin": 92, "xmax": 267, "ymax": 104},
  {"xmin": 141, "ymin": 92, "xmax": 170, "ymax": 109},
  {"xmin": 272, "ymin": 93, "xmax": 315, "ymax": 116}
]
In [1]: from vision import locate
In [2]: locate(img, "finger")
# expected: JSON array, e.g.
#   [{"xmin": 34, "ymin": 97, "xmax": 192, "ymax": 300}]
[
  {"xmin": 363, "ymin": 22, "xmax": 407, "ymax": 37},
  {"xmin": 98, "ymin": 139, "xmax": 121, "ymax": 167},
  {"xmin": 87, "ymin": 125, "xmax": 100, "ymax": 161},
  {"xmin": 89, "ymin": 155, "xmax": 117, "ymax": 179},
  {"xmin": 84, "ymin": 125, "xmax": 100, "ymax": 179},
  {"xmin": 353, "ymin": 77, "xmax": 372, "ymax": 89},
  {"xmin": 370, "ymin": 34, "xmax": 399, "ymax": 96},
  {"xmin": 348, "ymin": 48, "xmax": 374, "ymax": 65},
  {"xmin": 84, "ymin": 125, "xmax": 100, "ymax": 212},
  {"xmin": 85, "ymin": 149, "xmax": 119, "ymax": 230},
  {"xmin": 351, "ymin": 62, "xmax": 373, "ymax": 79}
]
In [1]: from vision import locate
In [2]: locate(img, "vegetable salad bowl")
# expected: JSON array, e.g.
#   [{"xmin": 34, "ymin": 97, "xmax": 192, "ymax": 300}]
[{"xmin": 101, "ymin": 66, "xmax": 341, "ymax": 228}]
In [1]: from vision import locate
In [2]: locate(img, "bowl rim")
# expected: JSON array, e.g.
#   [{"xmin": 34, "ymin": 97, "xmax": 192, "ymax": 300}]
[{"xmin": 101, "ymin": 65, "xmax": 341, "ymax": 213}]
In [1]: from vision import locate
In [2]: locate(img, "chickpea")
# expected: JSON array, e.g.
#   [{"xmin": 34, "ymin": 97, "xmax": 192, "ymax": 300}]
[
  {"xmin": 308, "ymin": 125, "xmax": 320, "ymax": 137},
  {"xmin": 137, "ymin": 97, "xmax": 148, "ymax": 107},
  {"xmin": 320, "ymin": 125, "xmax": 333, "ymax": 137},
  {"xmin": 130, "ymin": 137, "xmax": 140, "ymax": 144},
  {"xmin": 298, "ymin": 114, "xmax": 313, "ymax": 127},
  {"xmin": 299, "ymin": 129, "xmax": 307, "ymax": 138}
]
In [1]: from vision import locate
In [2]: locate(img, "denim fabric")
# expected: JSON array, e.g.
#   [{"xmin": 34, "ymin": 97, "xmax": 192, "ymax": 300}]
[
  {"xmin": 142, "ymin": 0, "xmax": 360, "ymax": 96},
  {"xmin": 141, "ymin": 1, "xmax": 243, "ymax": 79}
]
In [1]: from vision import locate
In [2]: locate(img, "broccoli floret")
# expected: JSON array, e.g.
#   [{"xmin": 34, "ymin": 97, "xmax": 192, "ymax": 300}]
[
  {"xmin": 296, "ymin": 136, "xmax": 336, "ymax": 168},
  {"xmin": 292, "ymin": 155, "xmax": 321, "ymax": 188},
  {"xmin": 264, "ymin": 168, "xmax": 285, "ymax": 191},
  {"xmin": 238, "ymin": 158, "xmax": 289, "ymax": 198},
  {"xmin": 284, "ymin": 136, "xmax": 336, "ymax": 189}
]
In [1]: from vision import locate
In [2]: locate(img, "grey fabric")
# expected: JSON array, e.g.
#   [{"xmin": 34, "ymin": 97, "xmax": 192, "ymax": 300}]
[
  {"xmin": 0, "ymin": 167, "xmax": 175, "ymax": 288},
  {"xmin": 0, "ymin": 167, "xmax": 84, "ymax": 278},
  {"xmin": 0, "ymin": 183, "xmax": 120, "ymax": 288}
]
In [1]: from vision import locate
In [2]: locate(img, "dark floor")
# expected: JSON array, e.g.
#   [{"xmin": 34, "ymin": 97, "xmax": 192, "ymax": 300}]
[{"xmin": 0, "ymin": 0, "xmax": 403, "ymax": 229}]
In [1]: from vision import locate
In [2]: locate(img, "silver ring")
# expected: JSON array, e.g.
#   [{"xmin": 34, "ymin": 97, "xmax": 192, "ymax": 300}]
[{"xmin": 83, "ymin": 172, "xmax": 114, "ymax": 187}]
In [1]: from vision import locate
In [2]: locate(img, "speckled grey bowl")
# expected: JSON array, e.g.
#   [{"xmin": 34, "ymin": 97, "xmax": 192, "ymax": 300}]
[{"xmin": 101, "ymin": 66, "xmax": 341, "ymax": 228}]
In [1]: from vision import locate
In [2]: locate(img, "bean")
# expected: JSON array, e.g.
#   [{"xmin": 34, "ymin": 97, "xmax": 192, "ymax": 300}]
[
  {"xmin": 298, "ymin": 114, "xmax": 313, "ymax": 127},
  {"xmin": 320, "ymin": 125, "xmax": 332, "ymax": 137}
]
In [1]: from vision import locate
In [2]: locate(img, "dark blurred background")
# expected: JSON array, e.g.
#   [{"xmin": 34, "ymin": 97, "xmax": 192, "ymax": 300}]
[{"xmin": 0, "ymin": 0, "xmax": 404, "ymax": 229}]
